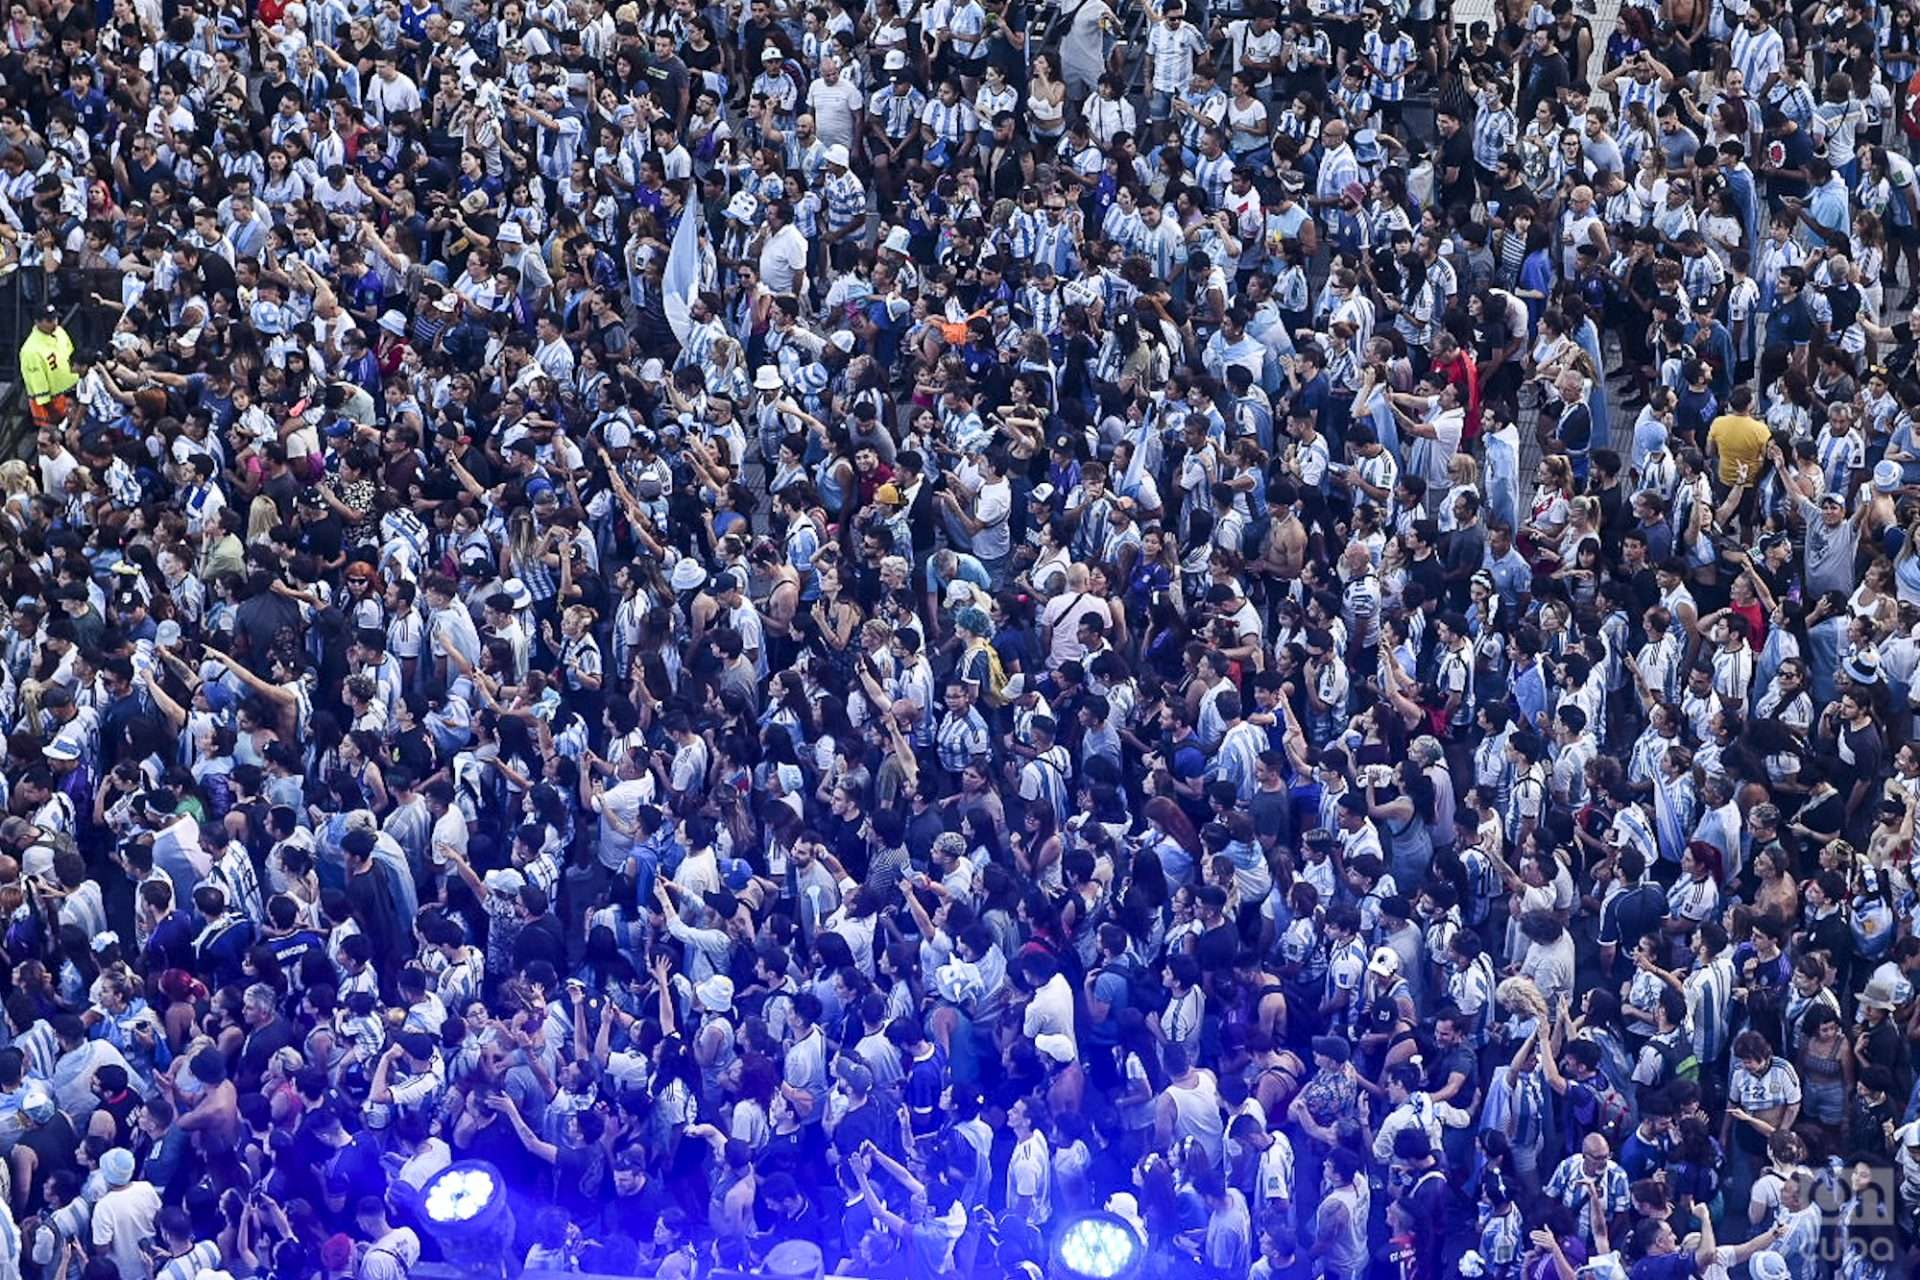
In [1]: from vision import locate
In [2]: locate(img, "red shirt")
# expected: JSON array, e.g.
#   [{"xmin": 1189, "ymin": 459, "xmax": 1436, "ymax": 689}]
[{"xmin": 1430, "ymin": 349, "xmax": 1482, "ymax": 437}]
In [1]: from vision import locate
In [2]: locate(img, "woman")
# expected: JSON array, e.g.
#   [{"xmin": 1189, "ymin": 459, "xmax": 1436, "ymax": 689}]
[
  {"xmin": 1849, "ymin": 558, "xmax": 1898, "ymax": 638},
  {"xmin": 1224, "ymin": 73, "xmax": 1269, "ymax": 167},
  {"xmin": 1549, "ymin": 127, "xmax": 1589, "ymax": 194},
  {"xmin": 1702, "ymin": 186, "xmax": 1746, "ymax": 266},
  {"xmin": 1013, "ymin": 807, "xmax": 1065, "ymax": 898},
  {"xmin": 1666, "ymin": 1113, "xmax": 1725, "ymax": 1219},
  {"xmin": 1630, "ymin": 145, "xmax": 1670, "ymax": 225},
  {"xmin": 1139, "ymin": 796, "xmax": 1202, "ymax": 888},
  {"xmin": 1520, "ymin": 455, "xmax": 1575, "ymax": 567},
  {"xmin": 1027, "ymin": 51, "xmax": 1068, "ymax": 144},
  {"xmin": 1086, "ymin": 563, "xmax": 1131, "ymax": 655},
  {"xmin": 1366, "ymin": 759, "xmax": 1435, "ymax": 891},
  {"xmin": 1519, "ymin": 98, "xmax": 1565, "ymax": 200},
  {"xmin": 1753, "ymin": 847, "xmax": 1800, "ymax": 922},
  {"xmin": 1795, "ymin": 1005, "xmax": 1853, "ymax": 1156},
  {"xmin": 1367, "ymin": 172, "xmax": 1416, "ymax": 252},
  {"xmin": 805, "ymin": 562, "xmax": 863, "ymax": 683},
  {"xmin": 1492, "ymin": 206, "xmax": 1535, "ymax": 290},
  {"xmin": 1515, "ymin": 223, "xmax": 1558, "ymax": 335},
  {"xmin": 1663, "ymin": 843, "xmax": 1723, "ymax": 960}
]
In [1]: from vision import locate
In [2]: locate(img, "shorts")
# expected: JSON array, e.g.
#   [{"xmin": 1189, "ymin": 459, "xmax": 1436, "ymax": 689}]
[{"xmin": 28, "ymin": 394, "xmax": 71, "ymax": 429}]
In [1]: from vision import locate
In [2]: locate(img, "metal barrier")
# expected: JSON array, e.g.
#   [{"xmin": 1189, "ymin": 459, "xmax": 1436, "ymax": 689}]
[{"xmin": 0, "ymin": 264, "xmax": 96, "ymax": 463}]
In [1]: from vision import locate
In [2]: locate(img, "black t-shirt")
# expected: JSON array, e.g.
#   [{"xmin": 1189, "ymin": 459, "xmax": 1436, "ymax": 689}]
[
  {"xmin": 299, "ymin": 509, "xmax": 345, "ymax": 563},
  {"xmin": 1451, "ymin": 42, "xmax": 1505, "ymax": 84},
  {"xmin": 1471, "ymin": 315, "xmax": 1511, "ymax": 365},
  {"xmin": 263, "ymin": 470, "xmax": 300, "ymax": 522},
  {"xmin": 1438, "ymin": 130, "xmax": 1476, "ymax": 209},
  {"xmin": 1842, "ymin": 722, "xmax": 1885, "ymax": 788},
  {"xmin": 1493, "ymin": 179, "xmax": 1537, "ymax": 220},
  {"xmin": 1406, "ymin": 552, "xmax": 1445, "ymax": 605},
  {"xmin": 233, "ymin": 591, "xmax": 305, "ymax": 669},
  {"xmin": 1196, "ymin": 921, "xmax": 1239, "ymax": 971},
  {"xmin": 1599, "ymin": 881, "xmax": 1668, "ymax": 957},
  {"xmin": 1436, "ymin": 1043, "xmax": 1477, "ymax": 1093}
]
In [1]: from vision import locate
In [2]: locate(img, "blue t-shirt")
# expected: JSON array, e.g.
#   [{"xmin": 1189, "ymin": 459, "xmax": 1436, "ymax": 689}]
[{"xmin": 1629, "ymin": 1253, "xmax": 1698, "ymax": 1280}]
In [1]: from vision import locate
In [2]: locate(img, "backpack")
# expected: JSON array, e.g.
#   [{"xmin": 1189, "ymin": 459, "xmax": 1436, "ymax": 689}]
[
  {"xmin": 1106, "ymin": 954, "xmax": 1164, "ymax": 1018},
  {"xmin": 970, "ymin": 639, "xmax": 1011, "ymax": 707},
  {"xmin": 1653, "ymin": 1031, "xmax": 1701, "ymax": 1087},
  {"xmin": 1588, "ymin": 1077, "xmax": 1633, "ymax": 1146}
]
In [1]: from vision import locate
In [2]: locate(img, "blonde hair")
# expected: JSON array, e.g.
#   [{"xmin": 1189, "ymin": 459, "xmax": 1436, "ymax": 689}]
[
  {"xmin": 247, "ymin": 494, "xmax": 281, "ymax": 544},
  {"xmin": 1496, "ymin": 976, "xmax": 1550, "ymax": 1021},
  {"xmin": 0, "ymin": 461, "xmax": 36, "ymax": 499},
  {"xmin": 1448, "ymin": 453, "xmax": 1479, "ymax": 489}
]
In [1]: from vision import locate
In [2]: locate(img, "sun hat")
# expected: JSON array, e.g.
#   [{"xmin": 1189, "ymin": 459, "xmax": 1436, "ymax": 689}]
[{"xmin": 669, "ymin": 559, "xmax": 708, "ymax": 591}]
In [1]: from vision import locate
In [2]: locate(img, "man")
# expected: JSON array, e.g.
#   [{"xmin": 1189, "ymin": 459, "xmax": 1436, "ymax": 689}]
[
  {"xmin": 935, "ymin": 447, "xmax": 1013, "ymax": 588},
  {"xmin": 1518, "ymin": 24, "xmax": 1569, "ymax": 120},
  {"xmin": 1706, "ymin": 384, "xmax": 1771, "ymax": 486},
  {"xmin": 1311, "ymin": 1146, "xmax": 1369, "ymax": 1280},
  {"xmin": 806, "ymin": 55, "xmax": 865, "ymax": 149},
  {"xmin": 1146, "ymin": 2, "xmax": 1208, "ymax": 119},
  {"xmin": 934, "ymin": 682, "xmax": 990, "ymax": 786},
  {"xmin": 818, "ymin": 144, "xmax": 866, "ymax": 268},
  {"xmin": 354, "ymin": 1195, "xmax": 422, "ymax": 1280},
  {"xmin": 1003, "ymin": 1095, "xmax": 1052, "ymax": 1226},
  {"xmin": 19, "ymin": 307, "xmax": 76, "ymax": 430},
  {"xmin": 1550, "ymin": 370, "xmax": 1594, "ymax": 482},
  {"xmin": 756, "ymin": 200, "xmax": 811, "ymax": 297},
  {"xmin": 1543, "ymin": 1133, "xmax": 1632, "ymax": 1246},
  {"xmin": 89, "ymin": 1147, "xmax": 159, "ymax": 1280}
]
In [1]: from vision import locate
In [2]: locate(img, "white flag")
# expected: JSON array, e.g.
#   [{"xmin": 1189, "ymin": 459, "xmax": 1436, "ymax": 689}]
[{"xmin": 662, "ymin": 197, "xmax": 701, "ymax": 349}]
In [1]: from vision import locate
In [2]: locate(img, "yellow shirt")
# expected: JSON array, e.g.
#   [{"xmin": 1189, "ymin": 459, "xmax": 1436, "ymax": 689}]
[
  {"xmin": 18, "ymin": 326, "xmax": 77, "ymax": 403},
  {"xmin": 1706, "ymin": 413, "xmax": 1769, "ymax": 485}
]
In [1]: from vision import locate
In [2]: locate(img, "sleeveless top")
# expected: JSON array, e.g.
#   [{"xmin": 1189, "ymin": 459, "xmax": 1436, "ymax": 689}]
[
  {"xmin": 1166, "ymin": 1073, "xmax": 1225, "ymax": 1166},
  {"xmin": 1316, "ymin": 1182, "xmax": 1371, "ymax": 1275}
]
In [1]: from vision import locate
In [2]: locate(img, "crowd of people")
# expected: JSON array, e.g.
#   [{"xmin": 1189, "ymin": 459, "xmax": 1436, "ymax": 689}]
[{"xmin": 8, "ymin": 0, "xmax": 1920, "ymax": 1277}]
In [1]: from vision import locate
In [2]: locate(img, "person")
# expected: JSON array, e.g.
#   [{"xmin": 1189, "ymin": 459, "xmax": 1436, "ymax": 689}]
[
  {"xmin": 18, "ymin": 306, "xmax": 77, "ymax": 430},
  {"xmin": 0, "ymin": 6, "xmax": 1904, "ymax": 1280}
]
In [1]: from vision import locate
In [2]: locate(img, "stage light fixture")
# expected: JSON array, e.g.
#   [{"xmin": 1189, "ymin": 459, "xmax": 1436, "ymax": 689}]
[{"xmin": 1051, "ymin": 1211, "xmax": 1145, "ymax": 1280}]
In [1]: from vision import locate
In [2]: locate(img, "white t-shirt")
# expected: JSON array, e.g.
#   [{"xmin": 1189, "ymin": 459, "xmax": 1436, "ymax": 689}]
[
  {"xmin": 973, "ymin": 478, "xmax": 1012, "ymax": 559},
  {"xmin": 1021, "ymin": 973, "xmax": 1076, "ymax": 1053},
  {"xmin": 91, "ymin": 1182, "xmax": 162, "ymax": 1280},
  {"xmin": 1008, "ymin": 1130, "xmax": 1053, "ymax": 1223},
  {"xmin": 1258, "ymin": 1130, "xmax": 1296, "ymax": 1209},
  {"xmin": 759, "ymin": 225, "xmax": 811, "ymax": 293},
  {"xmin": 807, "ymin": 77, "xmax": 866, "ymax": 147}
]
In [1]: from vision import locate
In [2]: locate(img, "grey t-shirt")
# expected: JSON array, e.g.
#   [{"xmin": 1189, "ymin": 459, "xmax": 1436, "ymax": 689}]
[{"xmin": 1794, "ymin": 495, "xmax": 1860, "ymax": 597}]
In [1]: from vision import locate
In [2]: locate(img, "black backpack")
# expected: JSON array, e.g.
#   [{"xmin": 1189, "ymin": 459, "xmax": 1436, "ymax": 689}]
[{"xmin": 1105, "ymin": 954, "xmax": 1165, "ymax": 1019}]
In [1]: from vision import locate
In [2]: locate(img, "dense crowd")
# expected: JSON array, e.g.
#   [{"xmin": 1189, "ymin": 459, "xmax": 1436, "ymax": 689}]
[{"xmin": 9, "ymin": 0, "xmax": 1920, "ymax": 1277}]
